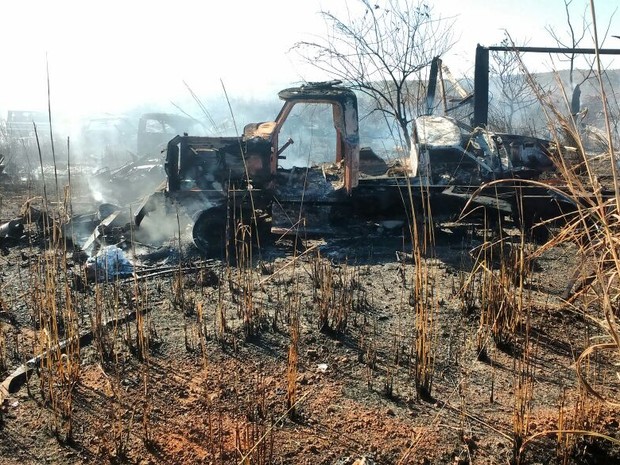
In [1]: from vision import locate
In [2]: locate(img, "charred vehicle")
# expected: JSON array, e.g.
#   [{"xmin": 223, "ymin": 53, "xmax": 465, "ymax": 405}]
[
  {"xmin": 80, "ymin": 115, "xmax": 137, "ymax": 167},
  {"xmin": 135, "ymin": 81, "xmax": 582, "ymax": 253},
  {"xmin": 137, "ymin": 113, "xmax": 202, "ymax": 157},
  {"xmin": 410, "ymin": 114, "xmax": 582, "ymax": 239}
]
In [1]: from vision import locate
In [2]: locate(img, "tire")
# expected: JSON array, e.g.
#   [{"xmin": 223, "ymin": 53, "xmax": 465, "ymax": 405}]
[{"xmin": 191, "ymin": 207, "xmax": 229, "ymax": 256}]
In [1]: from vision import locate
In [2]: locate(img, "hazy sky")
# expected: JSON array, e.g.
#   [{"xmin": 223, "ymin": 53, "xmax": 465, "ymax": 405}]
[{"xmin": 0, "ymin": 0, "xmax": 618, "ymax": 117}]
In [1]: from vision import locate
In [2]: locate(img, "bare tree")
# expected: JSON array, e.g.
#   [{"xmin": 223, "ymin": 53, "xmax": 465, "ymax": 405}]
[
  {"xmin": 546, "ymin": 0, "xmax": 617, "ymax": 150},
  {"xmin": 546, "ymin": 0, "xmax": 615, "ymax": 109},
  {"xmin": 546, "ymin": 0, "xmax": 593, "ymax": 89},
  {"xmin": 292, "ymin": 0, "xmax": 454, "ymax": 150},
  {"xmin": 489, "ymin": 35, "xmax": 540, "ymax": 134}
]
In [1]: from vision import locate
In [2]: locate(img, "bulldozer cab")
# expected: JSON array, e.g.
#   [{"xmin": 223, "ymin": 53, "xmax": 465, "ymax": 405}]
[{"xmin": 271, "ymin": 82, "xmax": 360, "ymax": 194}]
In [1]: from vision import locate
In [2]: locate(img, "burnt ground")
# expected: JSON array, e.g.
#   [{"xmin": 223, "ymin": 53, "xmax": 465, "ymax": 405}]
[{"xmin": 1, "ymin": 177, "xmax": 620, "ymax": 465}]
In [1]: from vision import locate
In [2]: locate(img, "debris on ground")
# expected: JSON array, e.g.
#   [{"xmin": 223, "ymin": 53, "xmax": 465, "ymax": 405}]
[{"xmin": 85, "ymin": 245, "xmax": 134, "ymax": 280}]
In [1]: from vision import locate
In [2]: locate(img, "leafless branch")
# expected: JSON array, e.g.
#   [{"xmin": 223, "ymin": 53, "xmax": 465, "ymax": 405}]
[{"xmin": 292, "ymin": 0, "xmax": 455, "ymax": 149}]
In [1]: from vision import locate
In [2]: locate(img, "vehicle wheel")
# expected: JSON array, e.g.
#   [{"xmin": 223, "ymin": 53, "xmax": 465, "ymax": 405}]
[{"xmin": 192, "ymin": 207, "xmax": 229, "ymax": 256}]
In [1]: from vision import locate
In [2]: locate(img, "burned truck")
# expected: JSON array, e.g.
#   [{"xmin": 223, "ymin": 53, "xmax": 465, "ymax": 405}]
[{"xmin": 135, "ymin": 81, "xmax": 576, "ymax": 253}]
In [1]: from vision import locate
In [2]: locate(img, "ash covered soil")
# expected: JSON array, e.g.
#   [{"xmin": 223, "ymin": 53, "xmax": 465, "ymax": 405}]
[{"xmin": 1, "ymin": 178, "xmax": 619, "ymax": 465}]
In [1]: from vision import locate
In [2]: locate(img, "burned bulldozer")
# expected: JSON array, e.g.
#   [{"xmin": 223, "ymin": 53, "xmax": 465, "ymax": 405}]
[
  {"xmin": 134, "ymin": 81, "xmax": 584, "ymax": 254},
  {"xmin": 136, "ymin": 81, "xmax": 367, "ymax": 253}
]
